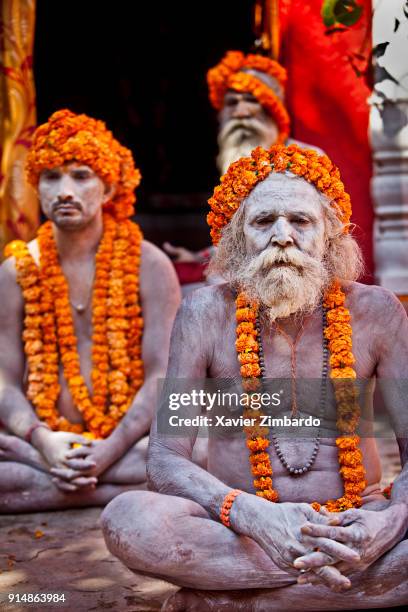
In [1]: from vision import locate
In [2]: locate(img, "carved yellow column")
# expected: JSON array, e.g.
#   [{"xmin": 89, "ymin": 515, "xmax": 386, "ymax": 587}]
[{"xmin": 0, "ymin": 0, "xmax": 38, "ymax": 258}]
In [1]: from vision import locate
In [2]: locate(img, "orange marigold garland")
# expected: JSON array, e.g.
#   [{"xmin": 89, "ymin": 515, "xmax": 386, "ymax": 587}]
[
  {"xmin": 6, "ymin": 213, "xmax": 144, "ymax": 439},
  {"xmin": 4, "ymin": 240, "xmax": 64, "ymax": 431},
  {"xmin": 207, "ymin": 51, "xmax": 290, "ymax": 144},
  {"xmin": 236, "ymin": 284, "xmax": 366, "ymax": 512},
  {"xmin": 236, "ymin": 294, "xmax": 278, "ymax": 502},
  {"xmin": 126, "ymin": 222, "xmax": 144, "ymax": 395},
  {"xmin": 218, "ymin": 144, "xmax": 365, "ymax": 511}
]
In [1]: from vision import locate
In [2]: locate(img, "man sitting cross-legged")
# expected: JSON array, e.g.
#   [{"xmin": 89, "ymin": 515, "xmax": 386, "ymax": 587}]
[
  {"xmin": 0, "ymin": 110, "xmax": 181, "ymax": 513},
  {"xmin": 102, "ymin": 144, "xmax": 408, "ymax": 611}
]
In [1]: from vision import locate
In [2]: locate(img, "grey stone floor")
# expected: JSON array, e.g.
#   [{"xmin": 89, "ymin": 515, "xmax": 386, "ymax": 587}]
[
  {"xmin": 0, "ymin": 435, "xmax": 401, "ymax": 612},
  {"xmin": 0, "ymin": 508, "xmax": 176, "ymax": 612}
]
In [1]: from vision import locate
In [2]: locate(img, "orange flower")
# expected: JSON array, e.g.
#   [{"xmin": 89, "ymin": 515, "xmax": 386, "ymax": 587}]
[
  {"xmin": 235, "ymin": 279, "xmax": 365, "ymax": 512},
  {"xmin": 236, "ymin": 307, "xmax": 257, "ymax": 323},
  {"xmin": 26, "ymin": 109, "xmax": 141, "ymax": 221},
  {"xmin": 240, "ymin": 363, "xmax": 261, "ymax": 378},
  {"xmin": 257, "ymin": 489, "xmax": 279, "ymax": 502},
  {"xmin": 7, "ymin": 213, "xmax": 144, "ymax": 438},
  {"xmin": 242, "ymin": 378, "xmax": 262, "ymax": 392},
  {"xmin": 251, "ymin": 462, "xmax": 273, "ymax": 477},
  {"xmin": 247, "ymin": 437, "xmax": 269, "ymax": 452},
  {"xmin": 208, "ymin": 145, "xmax": 352, "ymax": 245},
  {"xmin": 238, "ymin": 352, "xmax": 259, "ymax": 365},
  {"xmin": 249, "ymin": 451, "xmax": 270, "ymax": 464},
  {"xmin": 236, "ymin": 322, "xmax": 257, "ymax": 336},
  {"xmin": 207, "ymin": 51, "xmax": 289, "ymax": 142},
  {"xmin": 336, "ymin": 435, "xmax": 360, "ymax": 450},
  {"xmin": 236, "ymin": 334, "xmax": 259, "ymax": 353}
]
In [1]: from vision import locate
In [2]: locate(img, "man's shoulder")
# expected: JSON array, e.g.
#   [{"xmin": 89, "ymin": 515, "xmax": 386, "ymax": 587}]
[
  {"xmin": 140, "ymin": 239, "xmax": 172, "ymax": 267},
  {"xmin": 179, "ymin": 282, "xmax": 234, "ymax": 320},
  {"xmin": 345, "ymin": 281, "xmax": 405, "ymax": 319},
  {"xmin": 0, "ymin": 239, "xmax": 38, "ymax": 298},
  {"xmin": 0, "ymin": 254, "xmax": 17, "ymax": 280},
  {"xmin": 139, "ymin": 239, "xmax": 181, "ymax": 305},
  {"xmin": 140, "ymin": 239, "xmax": 179, "ymax": 281},
  {"xmin": 0, "ymin": 238, "xmax": 39, "ymax": 282}
]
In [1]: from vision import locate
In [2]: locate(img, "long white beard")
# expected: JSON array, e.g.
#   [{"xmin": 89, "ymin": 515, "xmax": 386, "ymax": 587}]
[
  {"xmin": 231, "ymin": 247, "xmax": 329, "ymax": 322},
  {"xmin": 217, "ymin": 140, "xmax": 258, "ymax": 176},
  {"xmin": 217, "ymin": 118, "xmax": 278, "ymax": 175}
]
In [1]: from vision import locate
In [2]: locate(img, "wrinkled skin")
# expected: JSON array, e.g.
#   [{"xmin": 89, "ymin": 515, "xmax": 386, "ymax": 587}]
[
  {"xmin": 102, "ymin": 181, "xmax": 408, "ymax": 610},
  {"xmin": 0, "ymin": 163, "xmax": 181, "ymax": 512}
]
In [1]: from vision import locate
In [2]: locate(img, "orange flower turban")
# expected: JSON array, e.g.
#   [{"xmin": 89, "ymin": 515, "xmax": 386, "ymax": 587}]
[
  {"xmin": 207, "ymin": 143, "xmax": 352, "ymax": 245},
  {"xmin": 26, "ymin": 109, "xmax": 141, "ymax": 220},
  {"xmin": 207, "ymin": 51, "xmax": 290, "ymax": 143}
]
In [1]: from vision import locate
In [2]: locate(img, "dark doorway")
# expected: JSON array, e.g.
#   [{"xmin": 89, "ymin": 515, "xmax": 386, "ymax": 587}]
[{"xmin": 34, "ymin": 0, "xmax": 254, "ymax": 248}]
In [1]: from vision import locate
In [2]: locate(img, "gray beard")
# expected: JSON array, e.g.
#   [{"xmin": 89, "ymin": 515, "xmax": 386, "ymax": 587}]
[
  {"xmin": 217, "ymin": 139, "xmax": 259, "ymax": 176},
  {"xmin": 216, "ymin": 118, "xmax": 278, "ymax": 175},
  {"xmin": 230, "ymin": 247, "xmax": 330, "ymax": 322}
]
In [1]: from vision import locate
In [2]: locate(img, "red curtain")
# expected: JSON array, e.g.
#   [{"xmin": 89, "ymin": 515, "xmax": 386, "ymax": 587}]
[{"xmin": 280, "ymin": 0, "xmax": 373, "ymax": 280}]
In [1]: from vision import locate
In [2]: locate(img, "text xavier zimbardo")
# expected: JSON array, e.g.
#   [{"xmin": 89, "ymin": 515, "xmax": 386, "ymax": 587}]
[{"xmin": 165, "ymin": 390, "xmax": 321, "ymax": 428}]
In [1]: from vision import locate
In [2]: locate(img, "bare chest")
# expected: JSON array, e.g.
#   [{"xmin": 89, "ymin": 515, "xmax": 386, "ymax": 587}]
[
  {"xmin": 207, "ymin": 435, "xmax": 381, "ymax": 503},
  {"xmin": 57, "ymin": 307, "xmax": 93, "ymax": 424},
  {"xmin": 205, "ymin": 308, "xmax": 381, "ymax": 502},
  {"xmin": 209, "ymin": 311, "xmax": 377, "ymax": 380}
]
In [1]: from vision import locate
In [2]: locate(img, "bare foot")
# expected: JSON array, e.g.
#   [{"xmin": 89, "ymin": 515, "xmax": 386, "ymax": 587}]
[{"xmin": 162, "ymin": 589, "xmax": 252, "ymax": 612}]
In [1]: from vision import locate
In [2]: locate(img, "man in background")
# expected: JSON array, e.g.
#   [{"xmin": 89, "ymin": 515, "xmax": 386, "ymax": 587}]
[{"xmin": 164, "ymin": 51, "xmax": 321, "ymax": 285}]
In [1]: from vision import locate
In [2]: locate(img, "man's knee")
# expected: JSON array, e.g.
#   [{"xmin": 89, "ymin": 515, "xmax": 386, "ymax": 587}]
[
  {"xmin": 101, "ymin": 490, "xmax": 206, "ymax": 575},
  {"xmin": 101, "ymin": 490, "xmax": 170, "ymax": 567}
]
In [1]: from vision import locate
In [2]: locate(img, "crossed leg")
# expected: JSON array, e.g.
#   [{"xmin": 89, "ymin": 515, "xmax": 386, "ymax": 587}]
[
  {"xmin": 101, "ymin": 490, "xmax": 408, "ymax": 611},
  {"xmin": 0, "ymin": 432, "xmax": 148, "ymax": 513}
]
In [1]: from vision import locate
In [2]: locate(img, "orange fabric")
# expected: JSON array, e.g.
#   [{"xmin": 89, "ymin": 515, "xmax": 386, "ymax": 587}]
[{"xmin": 0, "ymin": 0, "xmax": 39, "ymax": 258}]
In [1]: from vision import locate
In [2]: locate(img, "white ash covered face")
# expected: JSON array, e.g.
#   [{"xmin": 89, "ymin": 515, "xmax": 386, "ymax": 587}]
[
  {"xmin": 211, "ymin": 172, "xmax": 364, "ymax": 320},
  {"xmin": 38, "ymin": 162, "xmax": 114, "ymax": 230}
]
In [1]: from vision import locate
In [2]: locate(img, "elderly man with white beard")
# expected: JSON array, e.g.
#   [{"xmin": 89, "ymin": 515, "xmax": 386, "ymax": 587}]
[
  {"xmin": 164, "ymin": 51, "xmax": 321, "ymax": 274},
  {"xmin": 209, "ymin": 51, "xmax": 320, "ymax": 176},
  {"xmin": 102, "ymin": 145, "xmax": 408, "ymax": 611}
]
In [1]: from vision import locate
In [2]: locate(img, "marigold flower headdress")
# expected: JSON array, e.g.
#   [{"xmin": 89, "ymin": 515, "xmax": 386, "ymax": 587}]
[
  {"xmin": 207, "ymin": 51, "xmax": 290, "ymax": 143},
  {"xmin": 207, "ymin": 143, "xmax": 352, "ymax": 245},
  {"xmin": 26, "ymin": 109, "xmax": 141, "ymax": 220}
]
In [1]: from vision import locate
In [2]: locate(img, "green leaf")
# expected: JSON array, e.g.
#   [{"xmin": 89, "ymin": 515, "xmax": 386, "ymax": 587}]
[
  {"xmin": 321, "ymin": 0, "xmax": 363, "ymax": 28},
  {"xmin": 334, "ymin": 0, "xmax": 363, "ymax": 26},
  {"xmin": 321, "ymin": 0, "xmax": 337, "ymax": 27}
]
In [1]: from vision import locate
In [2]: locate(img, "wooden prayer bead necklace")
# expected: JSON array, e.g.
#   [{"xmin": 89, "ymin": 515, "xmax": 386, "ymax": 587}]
[{"xmin": 255, "ymin": 306, "xmax": 328, "ymax": 475}]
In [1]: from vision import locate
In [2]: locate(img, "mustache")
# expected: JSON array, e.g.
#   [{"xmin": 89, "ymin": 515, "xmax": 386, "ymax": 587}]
[
  {"xmin": 52, "ymin": 200, "xmax": 82, "ymax": 212},
  {"xmin": 254, "ymin": 246, "xmax": 314, "ymax": 271},
  {"xmin": 218, "ymin": 117, "xmax": 265, "ymax": 143}
]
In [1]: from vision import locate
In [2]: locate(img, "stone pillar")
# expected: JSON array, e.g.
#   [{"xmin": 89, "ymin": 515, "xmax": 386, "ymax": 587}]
[{"xmin": 370, "ymin": 0, "xmax": 408, "ymax": 296}]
